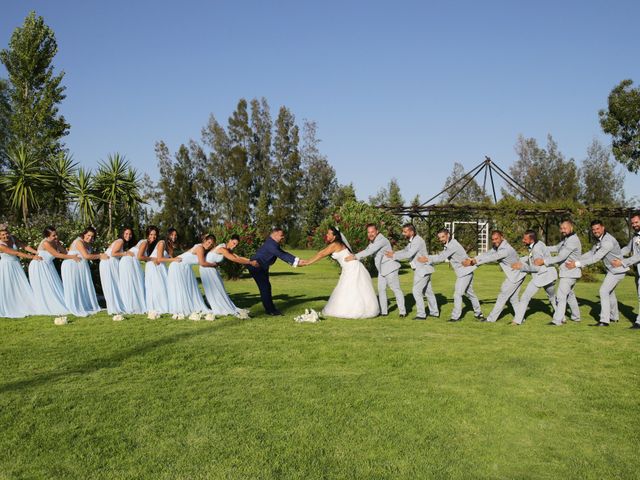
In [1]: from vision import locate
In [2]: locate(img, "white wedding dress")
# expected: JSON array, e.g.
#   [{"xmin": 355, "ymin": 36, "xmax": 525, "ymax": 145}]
[{"xmin": 322, "ymin": 248, "xmax": 380, "ymax": 319}]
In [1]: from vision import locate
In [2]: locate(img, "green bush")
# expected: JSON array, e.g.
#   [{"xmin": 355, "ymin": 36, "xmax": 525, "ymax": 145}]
[{"xmin": 210, "ymin": 222, "xmax": 260, "ymax": 280}]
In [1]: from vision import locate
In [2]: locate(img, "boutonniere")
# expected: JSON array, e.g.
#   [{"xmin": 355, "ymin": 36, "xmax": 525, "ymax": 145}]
[
  {"xmin": 595, "ymin": 243, "xmax": 601, "ymax": 251},
  {"xmin": 634, "ymin": 237, "xmax": 640, "ymax": 246}
]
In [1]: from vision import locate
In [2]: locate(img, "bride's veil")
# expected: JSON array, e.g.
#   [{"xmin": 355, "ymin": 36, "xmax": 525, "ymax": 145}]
[{"xmin": 339, "ymin": 230, "xmax": 352, "ymax": 253}]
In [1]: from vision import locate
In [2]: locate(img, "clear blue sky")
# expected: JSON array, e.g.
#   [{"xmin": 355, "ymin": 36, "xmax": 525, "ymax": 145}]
[{"xmin": 2, "ymin": 0, "xmax": 639, "ymax": 202}]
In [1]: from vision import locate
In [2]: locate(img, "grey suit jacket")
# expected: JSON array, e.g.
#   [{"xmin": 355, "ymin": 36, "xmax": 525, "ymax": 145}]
[
  {"xmin": 475, "ymin": 239, "xmax": 526, "ymax": 283},
  {"xmin": 578, "ymin": 232, "xmax": 629, "ymax": 274},
  {"xmin": 621, "ymin": 233, "xmax": 640, "ymax": 274},
  {"xmin": 355, "ymin": 233, "xmax": 401, "ymax": 277},
  {"xmin": 392, "ymin": 235, "xmax": 433, "ymax": 277},
  {"xmin": 546, "ymin": 233, "xmax": 582, "ymax": 279},
  {"xmin": 520, "ymin": 241, "xmax": 558, "ymax": 287},
  {"xmin": 429, "ymin": 238, "xmax": 476, "ymax": 278}
]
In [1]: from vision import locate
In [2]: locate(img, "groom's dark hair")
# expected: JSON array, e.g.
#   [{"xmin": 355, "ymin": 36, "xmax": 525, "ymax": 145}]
[
  {"xmin": 365, "ymin": 223, "xmax": 377, "ymax": 230},
  {"xmin": 271, "ymin": 227, "xmax": 284, "ymax": 234},
  {"xmin": 402, "ymin": 223, "xmax": 416, "ymax": 234}
]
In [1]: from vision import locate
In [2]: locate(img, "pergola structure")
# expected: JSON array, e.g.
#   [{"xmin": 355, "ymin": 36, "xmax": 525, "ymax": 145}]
[{"xmin": 378, "ymin": 157, "xmax": 637, "ymax": 252}]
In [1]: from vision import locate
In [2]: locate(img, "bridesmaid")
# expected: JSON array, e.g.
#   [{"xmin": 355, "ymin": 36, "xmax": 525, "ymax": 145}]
[
  {"xmin": 167, "ymin": 234, "xmax": 220, "ymax": 315},
  {"xmin": 0, "ymin": 226, "xmax": 41, "ymax": 318},
  {"xmin": 29, "ymin": 226, "xmax": 80, "ymax": 316},
  {"xmin": 119, "ymin": 232, "xmax": 147, "ymax": 314},
  {"xmin": 139, "ymin": 226, "xmax": 180, "ymax": 313},
  {"xmin": 201, "ymin": 234, "xmax": 258, "ymax": 316},
  {"xmin": 61, "ymin": 227, "xmax": 108, "ymax": 317},
  {"xmin": 99, "ymin": 227, "xmax": 135, "ymax": 315}
]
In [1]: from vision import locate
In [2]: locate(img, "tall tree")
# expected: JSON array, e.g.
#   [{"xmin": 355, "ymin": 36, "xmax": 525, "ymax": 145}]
[
  {"xmin": 579, "ymin": 139, "xmax": 625, "ymax": 205},
  {"xmin": 201, "ymin": 115, "xmax": 231, "ymax": 220},
  {"xmin": 0, "ymin": 11, "xmax": 69, "ymax": 161},
  {"xmin": 299, "ymin": 120, "xmax": 337, "ymax": 235},
  {"xmin": 155, "ymin": 141, "xmax": 202, "ymax": 245},
  {"xmin": 0, "ymin": 78, "xmax": 11, "ymax": 168},
  {"xmin": 599, "ymin": 79, "xmax": 640, "ymax": 174},
  {"xmin": 226, "ymin": 99, "xmax": 252, "ymax": 223},
  {"xmin": 369, "ymin": 178, "xmax": 405, "ymax": 207},
  {"xmin": 271, "ymin": 106, "xmax": 301, "ymax": 232},
  {"xmin": 330, "ymin": 183, "xmax": 357, "ymax": 210},
  {"xmin": 249, "ymin": 97, "xmax": 273, "ymax": 227},
  {"xmin": 440, "ymin": 162, "xmax": 490, "ymax": 204},
  {"xmin": 509, "ymin": 135, "xmax": 579, "ymax": 202}
]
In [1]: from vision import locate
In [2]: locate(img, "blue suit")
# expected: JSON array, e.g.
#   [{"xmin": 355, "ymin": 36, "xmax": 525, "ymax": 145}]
[{"xmin": 248, "ymin": 236, "xmax": 298, "ymax": 314}]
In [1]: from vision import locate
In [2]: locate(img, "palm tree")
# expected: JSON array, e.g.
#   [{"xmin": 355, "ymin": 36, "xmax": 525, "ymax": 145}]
[
  {"xmin": 71, "ymin": 168, "xmax": 98, "ymax": 225},
  {"xmin": 0, "ymin": 144, "xmax": 51, "ymax": 224},
  {"xmin": 46, "ymin": 152, "xmax": 78, "ymax": 214},
  {"xmin": 94, "ymin": 153, "xmax": 141, "ymax": 236}
]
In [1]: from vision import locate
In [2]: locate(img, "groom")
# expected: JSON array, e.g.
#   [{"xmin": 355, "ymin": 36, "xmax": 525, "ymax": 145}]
[
  {"xmin": 248, "ymin": 227, "xmax": 300, "ymax": 316},
  {"xmin": 346, "ymin": 223, "xmax": 406, "ymax": 317}
]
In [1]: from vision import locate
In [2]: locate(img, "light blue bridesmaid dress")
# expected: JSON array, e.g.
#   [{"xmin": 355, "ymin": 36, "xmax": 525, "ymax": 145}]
[
  {"xmin": 200, "ymin": 244, "xmax": 240, "ymax": 316},
  {"xmin": 99, "ymin": 241, "xmax": 126, "ymax": 314},
  {"xmin": 28, "ymin": 242, "xmax": 70, "ymax": 315},
  {"xmin": 61, "ymin": 238, "xmax": 101, "ymax": 317},
  {"xmin": 144, "ymin": 244, "xmax": 169, "ymax": 313},
  {"xmin": 167, "ymin": 245, "xmax": 211, "ymax": 315},
  {"xmin": 0, "ymin": 242, "xmax": 37, "ymax": 318},
  {"xmin": 118, "ymin": 240, "xmax": 146, "ymax": 314}
]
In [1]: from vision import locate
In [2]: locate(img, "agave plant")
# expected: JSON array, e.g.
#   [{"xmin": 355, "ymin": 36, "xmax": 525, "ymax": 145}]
[
  {"xmin": 0, "ymin": 144, "xmax": 52, "ymax": 224},
  {"xmin": 71, "ymin": 167, "xmax": 98, "ymax": 225}
]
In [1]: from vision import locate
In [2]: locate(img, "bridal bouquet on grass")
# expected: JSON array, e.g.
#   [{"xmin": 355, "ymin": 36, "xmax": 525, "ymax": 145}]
[
  {"xmin": 236, "ymin": 308, "xmax": 250, "ymax": 320},
  {"xmin": 112, "ymin": 315, "xmax": 124, "ymax": 322},
  {"xmin": 54, "ymin": 316, "xmax": 68, "ymax": 325},
  {"xmin": 294, "ymin": 309, "xmax": 322, "ymax": 323},
  {"xmin": 147, "ymin": 311, "xmax": 161, "ymax": 320}
]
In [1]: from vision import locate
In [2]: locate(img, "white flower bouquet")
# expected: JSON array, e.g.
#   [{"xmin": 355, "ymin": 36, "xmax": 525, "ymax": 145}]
[
  {"xmin": 204, "ymin": 313, "xmax": 216, "ymax": 321},
  {"xmin": 172, "ymin": 313, "xmax": 185, "ymax": 320},
  {"xmin": 294, "ymin": 309, "xmax": 322, "ymax": 323},
  {"xmin": 112, "ymin": 314, "xmax": 124, "ymax": 321},
  {"xmin": 54, "ymin": 316, "xmax": 68, "ymax": 325},
  {"xmin": 147, "ymin": 310, "xmax": 161, "ymax": 320},
  {"xmin": 189, "ymin": 312, "xmax": 202, "ymax": 321},
  {"xmin": 236, "ymin": 308, "xmax": 250, "ymax": 319}
]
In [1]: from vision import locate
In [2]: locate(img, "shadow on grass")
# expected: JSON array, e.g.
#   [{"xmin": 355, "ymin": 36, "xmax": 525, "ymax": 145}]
[
  {"xmin": 578, "ymin": 296, "xmax": 636, "ymax": 324},
  {"xmin": 0, "ymin": 318, "xmax": 247, "ymax": 395}
]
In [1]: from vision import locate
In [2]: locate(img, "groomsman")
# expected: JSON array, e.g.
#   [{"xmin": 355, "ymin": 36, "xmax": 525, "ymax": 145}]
[
  {"xmin": 417, "ymin": 228, "xmax": 483, "ymax": 322},
  {"xmin": 510, "ymin": 230, "xmax": 557, "ymax": 325},
  {"xmin": 566, "ymin": 220, "xmax": 628, "ymax": 326},
  {"xmin": 464, "ymin": 230, "xmax": 526, "ymax": 323},
  {"xmin": 538, "ymin": 220, "xmax": 582, "ymax": 326},
  {"xmin": 384, "ymin": 223, "xmax": 438, "ymax": 320},
  {"xmin": 612, "ymin": 212, "xmax": 640, "ymax": 329},
  {"xmin": 346, "ymin": 224, "xmax": 406, "ymax": 317}
]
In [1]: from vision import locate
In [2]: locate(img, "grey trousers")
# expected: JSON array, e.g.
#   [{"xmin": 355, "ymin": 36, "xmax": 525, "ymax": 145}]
[
  {"xmin": 513, "ymin": 280, "xmax": 555, "ymax": 325},
  {"xmin": 552, "ymin": 278, "xmax": 581, "ymax": 325},
  {"xmin": 486, "ymin": 277, "xmax": 525, "ymax": 322},
  {"xmin": 451, "ymin": 274, "xmax": 481, "ymax": 320},
  {"xmin": 635, "ymin": 275, "xmax": 640, "ymax": 324},
  {"xmin": 412, "ymin": 273, "xmax": 439, "ymax": 317},
  {"xmin": 599, "ymin": 272, "xmax": 626, "ymax": 324},
  {"xmin": 378, "ymin": 271, "xmax": 406, "ymax": 315}
]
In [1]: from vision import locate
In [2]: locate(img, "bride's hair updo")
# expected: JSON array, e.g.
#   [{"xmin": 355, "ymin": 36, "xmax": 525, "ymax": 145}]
[{"xmin": 329, "ymin": 226, "xmax": 351, "ymax": 252}]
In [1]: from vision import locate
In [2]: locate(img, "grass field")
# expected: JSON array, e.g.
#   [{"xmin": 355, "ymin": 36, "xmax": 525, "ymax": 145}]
[{"xmin": 1, "ymin": 249, "xmax": 639, "ymax": 479}]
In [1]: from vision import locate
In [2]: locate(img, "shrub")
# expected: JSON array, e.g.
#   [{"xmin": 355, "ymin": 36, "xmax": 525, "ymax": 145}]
[{"xmin": 210, "ymin": 222, "xmax": 261, "ymax": 280}]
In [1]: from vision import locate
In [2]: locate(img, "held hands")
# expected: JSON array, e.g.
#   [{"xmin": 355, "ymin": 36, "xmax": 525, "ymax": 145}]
[
  {"xmin": 417, "ymin": 256, "xmax": 429, "ymax": 263},
  {"xmin": 462, "ymin": 258, "xmax": 475, "ymax": 267},
  {"xmin": 32, "ymin": 255, "xmax": 43, "ymax": 261},
  {"xmin": 533, "ymin": 258, "xmax": 545, "ymax": 267},
  {"xmin": 126, "ymin": 251, "xmax": 134, "ymax": 257},
  {"xmin": 384, "ymin": 250, "xmax": 394, "ymax": 258},
  {"xmin": 565, "ymin": 260, "xmax": 576, "ymax": 270},
  {"xmin": 298, "ymin": 259, "xmax": 308, "ymax": 267},
  {"xmin": 249, "ymin": 260, "xmax": 259, "ymax": 268},
  {"xmin": 73, "ymin": 254, "xmax": 81, "ymax": 262},
  {"xmin": 511, "ymin": 262, "xmax": 523, "ymax": 270},
  {"xmin": 345, "ymin": 254, "xmax": 356, "ymax": 262},
  {"xmin": 611, "ymin": 259, "xmax": 623, "ymax": 267},
  {"xmin": 99, "ymin": 253, "xmax": 109, "ymax": 261}
]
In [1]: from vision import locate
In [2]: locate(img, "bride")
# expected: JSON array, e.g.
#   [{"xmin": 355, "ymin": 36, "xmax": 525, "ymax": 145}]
[{"xmin": 299, "ymin": 227, "xmax": 379, "ymax": 319}]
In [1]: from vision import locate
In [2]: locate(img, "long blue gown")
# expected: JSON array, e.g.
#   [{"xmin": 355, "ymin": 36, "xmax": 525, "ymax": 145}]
[
  {"xmin": 61, "ymin": 238, "xmax": 101, "ymax": 317},
  {"xmin": 0, "ymin": 242, "xmax": 37, "ymax": 318},
  {"xmin": 200, "ymin": 245, "xmax": 241, "ymax": 316},
  {"xmin": 118, "ymin": 240, "xmax": 146, "ymax": 314},
  {"xmin": 99, "ymin": 241, "xmax": 127, "ymax": 314},
  {"xmin": 28, "ymin": 242, "xmax": 70, "ymax": 316},
  {"xmin": 144, "ymin": 244, "xmax": 169, "ymax": 313},
  {"xmin": 167, "ymin": 245, "xmax": 211, "ymax": 315}
]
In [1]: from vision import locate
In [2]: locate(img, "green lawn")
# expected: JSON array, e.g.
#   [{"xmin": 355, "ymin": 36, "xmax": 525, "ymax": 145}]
[{"xmin": 1, "ymin": 249, "xmax": 639, "ymax": 479}]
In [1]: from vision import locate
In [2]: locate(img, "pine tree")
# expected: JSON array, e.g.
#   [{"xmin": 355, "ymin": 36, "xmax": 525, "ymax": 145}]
[
  {"xmin": 249, "ymin": 97, "xmax": 273, "ymax": 226},
  {"xmin": 300, "ymin": 120, "xmax": 337, "ymax": 235},
  {"xmin": 0, "ymin": 11, "xmax": 69, "ymax": 161},
  {"xmin": 226, "ymin": 99, "xmax": 252, "ymax": 223},
  {"xmin": 271, "ymin": 106, "xmax": 301, "ymax": 233},
  {"xmin": 580, "ymin": 139, "xmax": 625, "ymax": 205},
  {"xmin": 440, "ymin": 163, "xmax": 490, "ymax": 204},
  {"xmin": 0, "ymin": 78, "xmax": 11, "ymax": 169}
]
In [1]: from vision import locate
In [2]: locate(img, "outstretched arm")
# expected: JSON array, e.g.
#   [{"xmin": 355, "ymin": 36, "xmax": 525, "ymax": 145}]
[
  {"xmin": 42, "ymin": 240, "xmax": 79, "ymax": 261},
  {"xmin": 217, "ymin": 246, "xmax": 258, "ymax": 267},
  {"xmin": 194, "ymin": 245, "xmax": 218, "ymax": 268},
  {"xmin": 75, "ymin": 241, "xmax": 107, "ymax": 261},
  {"xmin": 12, "ymin": 236, "xmax": 38, "ymax": 255},
  {"xmin": 354, "ymin": 237, "xmax": 383, "ymax": 260},
  {"xmin": 300, "ymin": 243, "xmax": 340, "ymax": 266},
  {"xmin": 0, "ymin": 243, "xmax": 42, "ymax": 260}
]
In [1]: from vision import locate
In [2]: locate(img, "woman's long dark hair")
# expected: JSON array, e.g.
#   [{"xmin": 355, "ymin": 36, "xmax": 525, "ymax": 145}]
[
  {"xmin": 165, "ymin": 227, "xmax": 177, "ymax": 256},
  {"xmin": 145, "ymin": 225, "xmax": 160, "ymax": 256},
  {"xmin": 329, "ymin": 226, "xmax": 351, "ymax": 252},
  {"xmin": 120, "ymin": 227, "xmax": 136, "ymax": 251}
]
